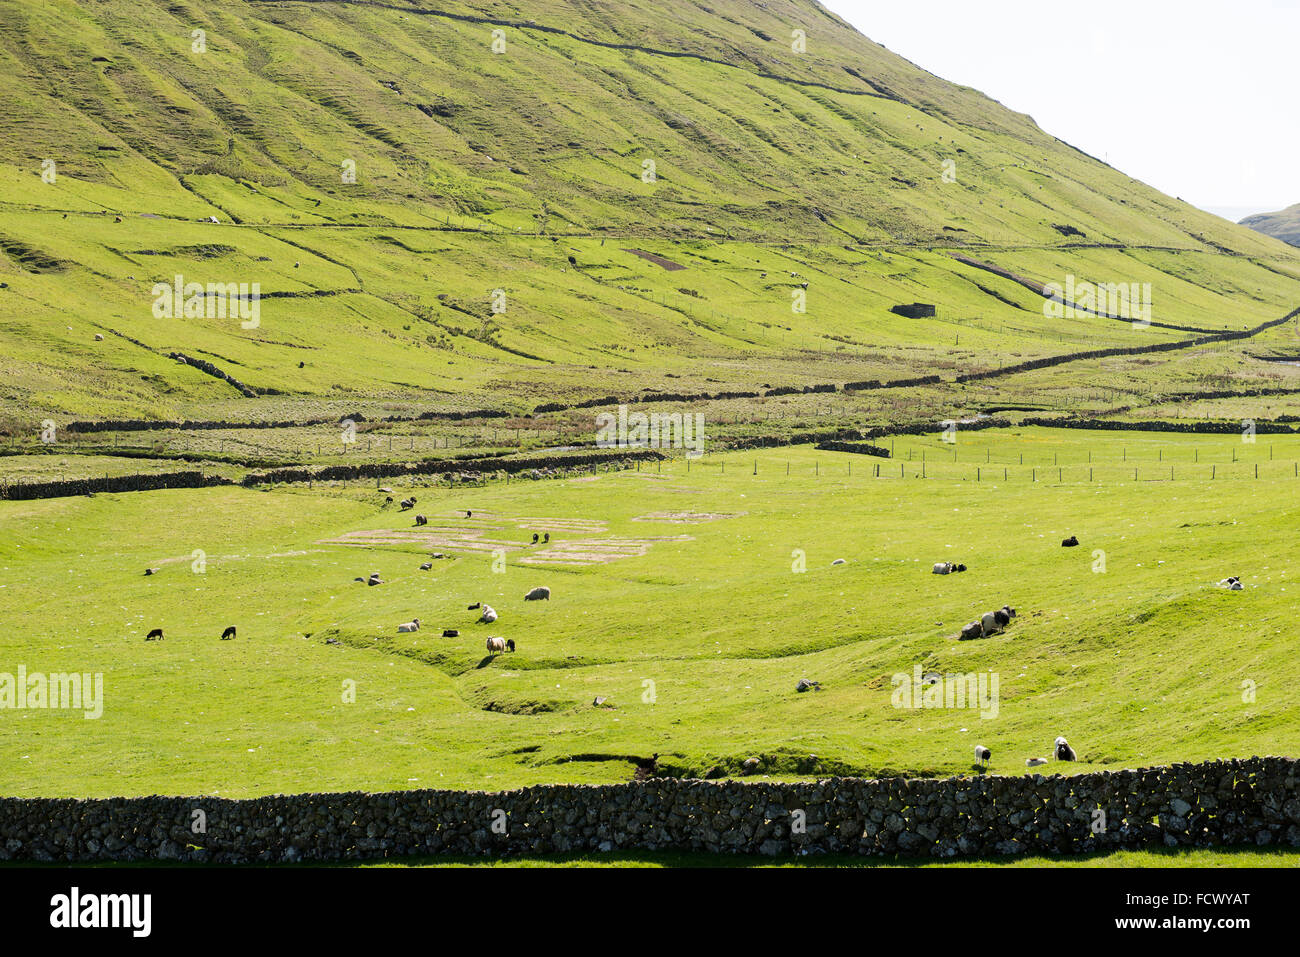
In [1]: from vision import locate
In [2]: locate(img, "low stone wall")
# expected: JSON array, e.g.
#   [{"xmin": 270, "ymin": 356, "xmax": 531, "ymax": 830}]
[
  {"xmin": 0, "ymin": 470, "xmax": 234, "ymax": 501},
  {"xmin": 2, "ymin": 757, "xmax": 1295, "ymax": 864}
]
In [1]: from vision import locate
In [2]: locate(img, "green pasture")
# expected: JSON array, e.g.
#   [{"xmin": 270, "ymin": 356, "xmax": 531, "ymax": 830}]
[{"xmin": 2, "ymin": 428, "xmax": 1296, "ymax": 800}]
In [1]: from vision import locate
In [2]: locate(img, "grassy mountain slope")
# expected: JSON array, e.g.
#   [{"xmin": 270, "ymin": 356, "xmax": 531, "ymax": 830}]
[
  {"xmin": 1241, "ymin": 204, "xmax": 1300, "ymax": 247},
  {"xmin": 0, "ymin": 0, "xmax": 1298, "ymax": 424}
]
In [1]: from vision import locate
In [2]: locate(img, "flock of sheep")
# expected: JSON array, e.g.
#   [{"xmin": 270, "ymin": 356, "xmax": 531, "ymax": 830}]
[{"xmin": 974, "ymin": 736, "xmax": 1077, "ymax": 771}]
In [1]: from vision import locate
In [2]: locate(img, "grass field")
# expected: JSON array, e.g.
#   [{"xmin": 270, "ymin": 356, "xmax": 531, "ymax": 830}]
[{"xmin": 3, "ymin": 427, "xmax": 1296, "ymax": 800}]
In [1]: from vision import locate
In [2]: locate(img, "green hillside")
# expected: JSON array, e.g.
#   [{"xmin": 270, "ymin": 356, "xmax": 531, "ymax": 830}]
[
  {"xmin": 1, "ymin": 0, "xmax": 1298, "ymax": 424},
  {"xmin": 1241, "ymin": 203, "xmax": 1300, "ymax": 247}
]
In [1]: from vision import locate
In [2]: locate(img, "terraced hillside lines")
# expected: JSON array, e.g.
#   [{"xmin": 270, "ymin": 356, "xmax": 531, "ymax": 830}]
[
  {"xmin": 3, "ymin": 429, "xmax": 1298, "ymax": 798},
  {"xmin": 3, "ymin": 0, "xmax": 1300, "ymax": 423}
]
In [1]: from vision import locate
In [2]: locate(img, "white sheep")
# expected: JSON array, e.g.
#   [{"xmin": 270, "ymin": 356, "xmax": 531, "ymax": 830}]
[
  {"xmin": 478, "ymin": 604, "xmax": 498, "ymax": 623},
  {"xmin": 397, "ymin": 618, "xmax": 420, "ymax": 633},
  {"xmin": 524, "ymin": 586, "xmax": 550, "ymax": 601}
]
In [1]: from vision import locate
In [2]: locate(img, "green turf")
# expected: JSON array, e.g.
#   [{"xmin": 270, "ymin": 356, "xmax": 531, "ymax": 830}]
[
  {"xmin": 2, "ymin": 429, "xmax": 1296, "ymax": 798},
  {"xmin": 1, "ymin": 0, "xmax": 1298, "ymax": 424}
]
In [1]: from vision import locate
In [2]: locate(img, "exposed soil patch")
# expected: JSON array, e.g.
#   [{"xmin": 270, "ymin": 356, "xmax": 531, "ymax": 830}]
[
  {"xmin": 518, "ymin": 535, "xmax": 692, "ymax": 566},
  {"xmin": 324, "ymin": 515, "xmax": 686, "ymax": 566},
  {"xmin": 623, "ymin": 248, "xmax": 685, "ymax": 271},
  {"xmin": 632, "ymin": 510, "xmax": 746, "ymax": 523}
]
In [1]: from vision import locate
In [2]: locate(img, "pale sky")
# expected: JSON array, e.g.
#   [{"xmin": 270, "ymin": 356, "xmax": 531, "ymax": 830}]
[{"xmin": 822, "ymin": 0, "xmax": 1300, "ymax": 222}]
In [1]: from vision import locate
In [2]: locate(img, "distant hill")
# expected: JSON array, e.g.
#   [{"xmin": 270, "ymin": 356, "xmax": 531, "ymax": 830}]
[{"xmin": 1240, "ymin": 204, "xmax": 1300, "ymax": 246}]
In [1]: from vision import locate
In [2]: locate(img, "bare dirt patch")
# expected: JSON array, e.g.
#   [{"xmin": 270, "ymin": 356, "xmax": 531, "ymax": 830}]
[
  {"xmin": 632, "ymin": 511, "xmax": 746, "ymax": 523},
  {"xmin": 323, "ymin": 515, "xmax": 686, "ymax": 565},
  {"xmin": 518, "ymin": 535, "xmax": 692, "ymax": 566}
]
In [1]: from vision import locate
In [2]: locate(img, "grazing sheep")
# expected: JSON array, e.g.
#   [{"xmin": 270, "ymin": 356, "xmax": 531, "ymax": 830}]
[
  {"xmin": 466, "ymin": 510, "xmax": 472, "ymax": 518},
  {"xmin": 221, "ymin": 626, "xmax": 236, "ymax": 640},
  {"xmin": 1001, "ymin": 604, "xmax": 1016, "ymax": 619},
  {"xmin": 795, "ymin": 678, "xmax": 821, "ymax": 692},
  {"xmin": 419, "ymin": 562, "xmax": 433, "ymax": 571},
  {"xmin": 397, "ymin": 618, "xmax": 421, "ymax": 633},
  {"xmin": 543, "ymin": 532, "xmax": 549, "ymax": 543},
  {"xmin": 367, "ymin": 573, "xmax": 384, "ymax": 586},
  {"xmin": 523, "ymin": 586, "xmax": 550, "ymax": 601},
  {"xmin": 478, "ymin": 604, "xmax": 498, "ymax": 624},
  {"xmin": 467, "ymin": 602, "xmax": 481, "ymax": 610},
  {"xmin": 399, "ymin": 497, "xmax": 416, "ymax": 511},
  {"xmin": 531, "ymin": 533, "xmax": 539, "ymax": 544},
  {"xmin": 980, "ymin": 611, "xmax": 1001, "ymax": 637},
  {"xmin": 1061, "ymin": 535, "xmax": 1079, "ymax": 547},
  {"xmin": 932, "ymin": 562, "xmax": 952, "ymax": 575},
  {"xmin": 442, "ymin": 629, "xmax": 459, "ymax": 638},
  {"xmin": 993, "ymin": 608, "xmax": 1011, "ymax": 627},
  {"xmin": 414, "ymin": 514, "xmax": 427, "ymax": 526},
  {"xmin": 960, "ymin": 621, "xmax": 983, "ymax": 641},
  {"xmin": 974, "ymin": 745, "xmax": 991, "ymax": 769},
  {"xmin": 485, "ymin": 636, "xmax": 515, "ymax": 653},
  {"xmin": 146, "ymin": 628, "xmax": 163, "ymax": 641},
  {"xmin": 1026, "ymin": 757, "xmax": 1049, "ymax": 767},
  {"xmin": 1054, "ymin": 736, "xmax": 1077, "ymax": 761}
]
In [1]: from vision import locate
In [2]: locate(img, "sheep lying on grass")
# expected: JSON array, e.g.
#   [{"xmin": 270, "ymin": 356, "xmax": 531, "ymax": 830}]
[
  {"xmin": 478, "ymin": 604, "xmax": 498, "ymax": 623},
  {"xmin": 397, "ymin": 619, "xmax": 420, "ymax": 633}
]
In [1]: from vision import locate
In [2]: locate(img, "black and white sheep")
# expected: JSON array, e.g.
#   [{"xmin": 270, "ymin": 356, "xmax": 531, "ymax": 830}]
[
  {"xmin": 974, "ymin": 745, "xmax": 991, "ymax": 769},
  {"xmin": 414, "ymin": 514, "xmax": 427, "ymax": 526},
  {"xmin": 1054, "ymin": 736, "xmax": 1077, "ymax": 761}
]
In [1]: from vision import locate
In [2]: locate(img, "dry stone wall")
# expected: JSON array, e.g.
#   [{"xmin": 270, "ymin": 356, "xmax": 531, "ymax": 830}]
[{"xmin": 1, "ymin": 757, "xmax": 1295, "ymax": 864}]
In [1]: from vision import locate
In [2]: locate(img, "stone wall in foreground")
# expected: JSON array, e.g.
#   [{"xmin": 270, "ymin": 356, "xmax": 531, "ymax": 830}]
[{"xmin": 2, "ymin": 757, "xmax": 1296, "ymax": 863}]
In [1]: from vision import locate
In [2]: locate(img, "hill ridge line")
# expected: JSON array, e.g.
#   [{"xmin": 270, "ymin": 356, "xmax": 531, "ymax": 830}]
[{"xmin": 249, "ymin": 0, "xmax": 900, "ymax": 102}]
